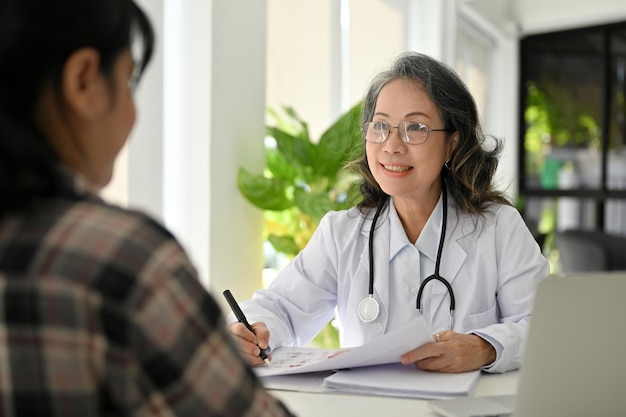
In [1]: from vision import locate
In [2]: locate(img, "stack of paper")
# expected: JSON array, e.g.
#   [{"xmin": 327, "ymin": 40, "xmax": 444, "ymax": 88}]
[
  {"xmin": 322, "ymin": 363, "xmax": 481, "ymax": 399},
  {"xmin": 256, "ymin": 316, "xmax": 434, "ymax": 377},
  {"xmin": 256, "ymin": 317, "xmax": 481, "ymax": 399}
]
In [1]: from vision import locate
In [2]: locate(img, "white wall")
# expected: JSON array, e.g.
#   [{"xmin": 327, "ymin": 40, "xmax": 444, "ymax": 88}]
[
  {"xmin": 515, "ymin": 0, "xmax": 626, "ymax": 34},
  {"xmin": 457, "ymin": 3, "xmax": 519, "ymax": 197},
  {"xmin": 464, "ymin": 0, "xmax": 626, "ymax": 36},
  {"xmin": 208, "ymin": 0, "xmax": 267, "ymax": 302},
  {"xmin": 103, "ymin": 0, "xmax": 267, "ymax": 311},
  {"xmin": 161, "ymin": 0, "xmax": 211, "ymax": 290},
  {"xmin": 266, "ymin": 0, "xmax": 456, "ymax": 139},
  {"xmin": 266, "ymin": 0, "xmax": 336, "ymax": 140}
]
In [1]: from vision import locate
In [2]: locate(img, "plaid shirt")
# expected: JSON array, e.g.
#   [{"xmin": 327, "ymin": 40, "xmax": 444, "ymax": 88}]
[{"xmin": 0, "ymin": 179, "xmax": 294, "ymax": 416}]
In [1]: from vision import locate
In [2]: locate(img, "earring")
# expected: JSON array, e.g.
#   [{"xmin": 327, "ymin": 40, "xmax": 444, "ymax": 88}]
[{"xmin": 444, "ymin": 159, "xmax": 451, "ymax": 169}]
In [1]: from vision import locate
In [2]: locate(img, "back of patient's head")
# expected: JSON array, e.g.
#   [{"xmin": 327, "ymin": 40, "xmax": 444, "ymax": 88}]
[{"xmin": 0, "ymin": 0, "xmax": 154, "ymax": 217}]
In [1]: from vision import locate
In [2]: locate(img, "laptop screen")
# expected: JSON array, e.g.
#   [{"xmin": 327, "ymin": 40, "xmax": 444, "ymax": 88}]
[{"xmin": 430, "ymin": 272, "xmax": 626, "ymax": 417}]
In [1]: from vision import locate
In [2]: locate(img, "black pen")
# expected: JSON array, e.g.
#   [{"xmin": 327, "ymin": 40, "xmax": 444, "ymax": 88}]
[{"xmin": 223, "ymin": 289, "xmax": 271, "ymax": 367}]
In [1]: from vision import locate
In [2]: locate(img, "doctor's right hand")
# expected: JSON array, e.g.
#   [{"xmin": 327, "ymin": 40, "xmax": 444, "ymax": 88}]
[{"xmin": 228, "ymin": 321, "xmax": 272, "ymax": 366}]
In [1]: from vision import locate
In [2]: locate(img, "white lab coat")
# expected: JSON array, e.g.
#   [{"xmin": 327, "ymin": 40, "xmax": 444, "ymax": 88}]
[{"xmin": 237, "ymin": 195, "xmax": 549, "ymax": 373}]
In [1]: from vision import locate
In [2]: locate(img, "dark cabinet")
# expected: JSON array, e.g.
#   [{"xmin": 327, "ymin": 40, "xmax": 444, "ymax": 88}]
[{"xmin": 518, "ymin": 21, "xmax": 626, "ymax": 256}]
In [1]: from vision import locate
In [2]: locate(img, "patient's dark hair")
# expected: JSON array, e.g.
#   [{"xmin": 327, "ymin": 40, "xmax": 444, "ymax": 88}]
[{"xmin": 0, "ymin": 0, "xmax": 154, "ymax": 217}]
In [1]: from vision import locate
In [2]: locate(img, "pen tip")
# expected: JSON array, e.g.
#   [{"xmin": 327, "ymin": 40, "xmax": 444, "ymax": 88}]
[{"xmin": 264, "ymin": 358, "xmax": 271, "ymax": 367}]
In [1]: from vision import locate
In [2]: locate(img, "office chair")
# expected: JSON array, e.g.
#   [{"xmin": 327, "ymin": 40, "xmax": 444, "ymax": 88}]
[{"xmin": 554, "ymin": 229, "xmax": 626, "ymax": 273}]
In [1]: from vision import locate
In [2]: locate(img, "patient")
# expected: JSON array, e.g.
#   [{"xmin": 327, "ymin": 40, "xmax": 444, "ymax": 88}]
[{"xmin": 0, "ymin": 0, "xmax": 293, "ymax": 415}]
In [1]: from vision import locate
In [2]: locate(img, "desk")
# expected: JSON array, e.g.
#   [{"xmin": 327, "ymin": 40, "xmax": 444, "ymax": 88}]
[{"xmin": 270, "ymin": 370, "xmax": 519, "ymax": 417}]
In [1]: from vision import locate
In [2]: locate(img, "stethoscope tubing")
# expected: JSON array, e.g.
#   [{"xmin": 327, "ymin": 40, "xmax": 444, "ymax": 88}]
[{"xmin": 359, "ymin": 181, "xmax": 455, "ymax": 328}]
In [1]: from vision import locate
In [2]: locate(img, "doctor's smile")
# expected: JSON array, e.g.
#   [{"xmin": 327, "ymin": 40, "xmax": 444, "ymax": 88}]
[{"xmin": 381, "ymin": 164, "xmax": 413, "ymax": 174}]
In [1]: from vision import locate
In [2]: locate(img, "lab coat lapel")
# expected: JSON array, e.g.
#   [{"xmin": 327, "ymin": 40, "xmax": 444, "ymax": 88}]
[
  {"xmin": 428, "ymin": 201, "xmax": 470, "ymax": 328},
  {"xmin": 440, "ymin": 203, "xmax": 468, "ymax": 285}
]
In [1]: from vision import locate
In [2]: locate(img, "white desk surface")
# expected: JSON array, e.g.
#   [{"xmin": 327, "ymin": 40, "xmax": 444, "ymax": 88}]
[{"xmin": 270, "ymin": 370, "xmax": 519, "ymax": 417}]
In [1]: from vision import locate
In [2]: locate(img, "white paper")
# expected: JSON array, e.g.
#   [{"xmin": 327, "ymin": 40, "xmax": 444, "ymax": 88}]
[
  {"xmin": 255, "ymin": 316, "xmax": 433, "ymax": 377},
  {"xmin": 261, "ymin": 371, "xmax": 331, "ymax": 393},
  {"xmin": 428, "ymin": 395, "xmax": 514, "ymax": 417},
  {"xmin": 322, "ymin": 362, "xmax": 481, "ymax": 399}
]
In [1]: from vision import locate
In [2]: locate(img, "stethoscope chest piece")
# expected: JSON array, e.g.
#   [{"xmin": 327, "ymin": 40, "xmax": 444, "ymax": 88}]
[
  {"xmin": 358, "ymin": 295, "xmax": 380, "ymax": 322},
  {"xmin": 358, "ymin": 182, "xmax": 455, "ymax": 327}
]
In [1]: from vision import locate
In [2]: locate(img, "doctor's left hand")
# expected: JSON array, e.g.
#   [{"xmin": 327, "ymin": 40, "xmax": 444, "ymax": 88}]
[{"xmin": 400, "ymin": 331, "xmax": 496, "ymax": 373}]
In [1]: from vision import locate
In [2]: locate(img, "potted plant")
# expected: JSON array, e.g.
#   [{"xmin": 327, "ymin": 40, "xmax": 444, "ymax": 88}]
[{"xmin": 237, "ymin": 103, "xmax": 363, "ymax": 347}]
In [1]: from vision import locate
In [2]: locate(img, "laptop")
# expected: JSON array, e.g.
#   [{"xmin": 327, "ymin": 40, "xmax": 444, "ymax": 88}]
[{"xmin": 429, "ymin": 272, "xmax": 626, "ymax": 417}]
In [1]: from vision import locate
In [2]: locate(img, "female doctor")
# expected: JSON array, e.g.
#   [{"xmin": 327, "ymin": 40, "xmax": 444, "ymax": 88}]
[{"xmin": 229, "ymin": 52, "xmax": 549, "ymax": 374}]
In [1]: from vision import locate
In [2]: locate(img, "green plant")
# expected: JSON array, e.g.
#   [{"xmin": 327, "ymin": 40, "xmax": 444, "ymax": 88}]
[
  {"xmin": 238, "ymin": 103, "xmax": 363, "ymax": 257},
  {"xmin": 524, "ymin": 81, "xmax": 601, "ymax": 179},
  {"xmin": 237, "ymin": 103, "xmax": 363, "ymax": 348}
]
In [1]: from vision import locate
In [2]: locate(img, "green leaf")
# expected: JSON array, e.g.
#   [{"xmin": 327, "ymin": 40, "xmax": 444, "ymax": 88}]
[
  {"xmin": 238, "ymin": 103, "xmax": 363, "ymax": 260},
  {"xmin": 268, "ymin": 126, "xmax": 316, "ymax": 170},
  {"xmin": 315, "ymin": 102, "xmax": 363, "ymax": 179},
  {"xmin": 266, "ymin": 147, "xmax": 297, "ymax": 181},
  {"xmin": 268, "ymin": 106, "xmax": 311, "ymax": 141},
  {"xmin": 268, "ymin": 234, "xmax": 301, "ymax": 257},
  {"xmin": 293, "ymin": 187, "xmax": 334, "ymax": 222},
  {"xmin": 237, "ymin": 168, "xmax": 293, "ymax": 211}
]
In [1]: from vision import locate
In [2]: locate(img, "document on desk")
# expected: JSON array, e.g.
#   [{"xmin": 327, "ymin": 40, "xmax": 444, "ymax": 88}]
[
  {"xmin": 255, "ymin": 316, "xmax": 433, "ymax": 377},
  {"xmin": 322, "ymin": 363, "xmax": 481, "ymax": 399}
]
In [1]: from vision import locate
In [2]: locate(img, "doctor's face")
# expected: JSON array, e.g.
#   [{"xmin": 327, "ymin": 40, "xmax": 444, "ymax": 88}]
[{"xmin": 365, "ymin": 78, "xmax": 456, "ymax": 201}]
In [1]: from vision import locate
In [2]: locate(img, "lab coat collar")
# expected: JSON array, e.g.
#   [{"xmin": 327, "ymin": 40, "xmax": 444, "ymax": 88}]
[
  {"xmin": 361, "ymin": 192, "xmax": 474, "ymax": 329},
  {"xmin": 357, "ymin": 194, "xmax": 471, "ymax": 282},
  {"xmin": 388, "ymin": 199, "xmax": 413, "ymax": 261},
  {"xmin": 415, "ymin": 194, "xmax": 444, "ymax": 263},
  {"xmin": 359, "ymin": 199, "xmax": 442, "ymax": 261},
  {"xmin": 442, "ymin": 199, "xmax": 471, "ymax": 283},
  {"xmin": 387, "ymin": 195, "xmax": 459, "ymax": 266},
  {"xmin": 419, "ymin": 193, "xmax": 470, "ymax": 285},
  {"xmin": 355, "ymin": 194, "xmax": 473, "ymax": 331}
]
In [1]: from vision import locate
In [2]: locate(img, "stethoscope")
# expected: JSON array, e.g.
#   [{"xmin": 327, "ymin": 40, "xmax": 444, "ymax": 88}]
[{"xmin": 357, "ymin": 182, "xmax": 456, "ymax": 330}]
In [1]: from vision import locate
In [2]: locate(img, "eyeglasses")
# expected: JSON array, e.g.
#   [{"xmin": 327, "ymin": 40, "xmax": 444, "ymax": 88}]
[{"xmin": 361, "ymin": 121, "xmax": 451, "ymax": 145}]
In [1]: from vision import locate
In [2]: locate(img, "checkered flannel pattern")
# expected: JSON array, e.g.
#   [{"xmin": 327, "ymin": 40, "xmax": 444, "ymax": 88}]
[{"xmin": 0, "ymin": 191, "xmax": 293, "ymax": 416}]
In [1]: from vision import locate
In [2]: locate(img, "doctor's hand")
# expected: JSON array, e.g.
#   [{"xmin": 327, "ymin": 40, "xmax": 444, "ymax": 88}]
[
  {"xmin": 400, "ymin": 331, "xmax": 496, "ymax": 373},
  {"xmin": 228, "ymin": 321, "xmax": 272, "ymax": 367}
]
